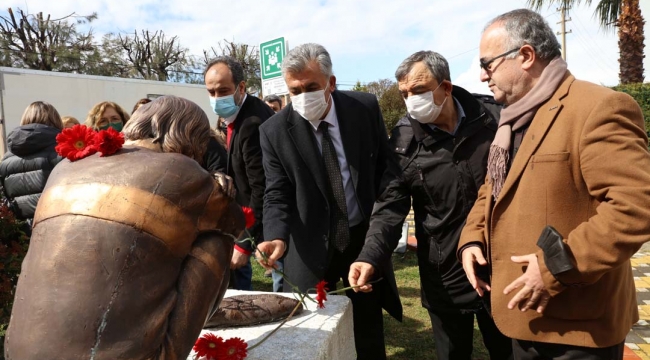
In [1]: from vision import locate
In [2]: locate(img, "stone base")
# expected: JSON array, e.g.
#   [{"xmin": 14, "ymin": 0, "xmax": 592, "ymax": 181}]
[{"xmin": 188, "ymin": 290, "xmax": 355, "ymax": 360}]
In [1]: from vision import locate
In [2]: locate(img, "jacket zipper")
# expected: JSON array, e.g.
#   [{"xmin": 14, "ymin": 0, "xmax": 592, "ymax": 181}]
[{"xmin": 416, "ymin": 162, "xmax": 442, "ymax": 271}]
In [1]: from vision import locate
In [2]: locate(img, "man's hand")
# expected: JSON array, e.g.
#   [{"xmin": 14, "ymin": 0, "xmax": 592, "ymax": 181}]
[
  {"xmin": 211, "ymin": 172, "xmax": 236, "ymax": 199},
  {"xmin": 255, "ymin": 239, "xmax": 286, "ymax": 270},
  {"xmin": 230, "ymin": 249, "xmax": 249, "ymax": 270},
  {"xmin": 348, "ymin": 262, "xmax": 376, "ymax": 293},
  {"xmin": 503, "ymin": 254, "xmax": 551, "ymax": 313},
  {"xmin": 461, "ymin": 245, "xmax": 491, "ymax": 297}
]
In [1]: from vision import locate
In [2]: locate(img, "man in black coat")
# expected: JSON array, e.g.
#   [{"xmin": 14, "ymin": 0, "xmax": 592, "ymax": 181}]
[
  {"xmin": 348, "ymin": 51, "xmax": 512, "ymax": 360},
  {"xmin": 204, "ymin": 56, "xmax": 274, "ymax": 290},
  {"xmin": 256, "ymin": 43, "xmax": 402, "ymax": 360}
]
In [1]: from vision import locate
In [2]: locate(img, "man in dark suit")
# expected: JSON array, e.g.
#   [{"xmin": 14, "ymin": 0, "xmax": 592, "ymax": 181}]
[
  {"xmin": 204, "ymin": 56, "xmax": 274, "ymax": 290},
  {"xmin": 256, "ymin": 43, "xmax": 402, "ymax": 360}
]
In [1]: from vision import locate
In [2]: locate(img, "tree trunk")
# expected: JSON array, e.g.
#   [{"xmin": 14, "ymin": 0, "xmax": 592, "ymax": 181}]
[{"xmin": 618, "ymin": 0, "xmax": 645, "ymax": 84}]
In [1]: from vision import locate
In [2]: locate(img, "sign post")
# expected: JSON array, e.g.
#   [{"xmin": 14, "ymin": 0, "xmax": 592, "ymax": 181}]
[{"xmin": 260, "ymin": 37, "xmax": 288, "ymax": 97}]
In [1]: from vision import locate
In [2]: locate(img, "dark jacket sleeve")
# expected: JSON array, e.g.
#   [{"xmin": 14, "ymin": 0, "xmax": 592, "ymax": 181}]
[
  {"xmin": 356, "ymin": 126, "xmax": 412, "ymax": 273},
  {"xmin": 235, "ymin": 117, "xmax": 265, "ymax": 251},
  {"xmin": 260, "ymin": 124, "xmax": 293, "ymax": 245},
  {"xmin": 203, "ymin": 137, "xmax": 228, "ymax": 174}
]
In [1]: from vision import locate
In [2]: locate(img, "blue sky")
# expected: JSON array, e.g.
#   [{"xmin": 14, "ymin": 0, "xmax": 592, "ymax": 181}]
[{"xmin": 4, "ymin": 0, "xmax": 649, "ymax": 95}]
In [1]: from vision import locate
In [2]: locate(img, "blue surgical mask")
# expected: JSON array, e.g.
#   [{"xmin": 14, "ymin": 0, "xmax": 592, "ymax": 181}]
[{"xmin": 210, "ymin": 93, "xmax": 240, "ymax": 118}]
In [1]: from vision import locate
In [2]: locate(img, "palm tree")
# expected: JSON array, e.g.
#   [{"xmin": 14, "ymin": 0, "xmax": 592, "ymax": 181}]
[{"xmin": 528, "ymin": 0, "xmax": 645, "ymax": 84}]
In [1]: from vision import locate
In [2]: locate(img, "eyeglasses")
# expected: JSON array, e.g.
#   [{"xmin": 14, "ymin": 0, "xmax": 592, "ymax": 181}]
[{"xmin": 479, "ymin": 48, "xmax": 520, "ymax": 71}]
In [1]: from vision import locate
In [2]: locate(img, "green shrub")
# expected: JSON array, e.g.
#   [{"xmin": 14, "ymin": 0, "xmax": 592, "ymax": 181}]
[
  {"xmin": 0, "ymin": 190, "xmax": 29, "ymax": 358},
  {"xmin": 611, "ymin": 82, "xmax": 650, "ymax": 133}
]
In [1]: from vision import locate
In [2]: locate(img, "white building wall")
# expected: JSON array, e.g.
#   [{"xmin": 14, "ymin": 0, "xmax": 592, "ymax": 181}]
[{"xmin": 0, "ymin": 67, "xmax": 216, "ymax": 155}]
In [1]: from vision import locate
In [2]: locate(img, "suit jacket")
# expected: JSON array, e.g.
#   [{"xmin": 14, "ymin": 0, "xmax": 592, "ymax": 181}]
[
  {"xmin": 228, "ymin": 95, "xmax": 274, "ymax": 250},
  {"xmin": 458, "ymin": 73, "xmax": 650, "ymax": 347},
  {"xmin": 260, "ymin": 90, "xmax": 402, "ymax": 321}
]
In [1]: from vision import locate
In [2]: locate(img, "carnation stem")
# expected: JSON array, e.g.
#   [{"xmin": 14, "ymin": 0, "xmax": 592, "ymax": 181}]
[{"xmin": 247, "ymin": 293, "xmax": 307, "ymax": 351}]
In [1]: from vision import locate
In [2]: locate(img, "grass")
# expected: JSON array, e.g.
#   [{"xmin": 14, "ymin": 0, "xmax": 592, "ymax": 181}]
[{"xmin": 250, "ymin": 251, "xmax": 490, "ymax": 360}]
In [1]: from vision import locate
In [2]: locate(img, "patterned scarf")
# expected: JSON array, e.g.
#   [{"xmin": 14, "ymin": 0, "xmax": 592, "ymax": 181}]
[{"xmin": 487, "ymin": 56, "xmax": 568, "ymax": 199}]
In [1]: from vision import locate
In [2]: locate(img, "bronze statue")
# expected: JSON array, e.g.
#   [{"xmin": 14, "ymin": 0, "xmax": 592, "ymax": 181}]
[{"xmin": 4, "ymin": 96, "xmax": 244, "ymax": 360}]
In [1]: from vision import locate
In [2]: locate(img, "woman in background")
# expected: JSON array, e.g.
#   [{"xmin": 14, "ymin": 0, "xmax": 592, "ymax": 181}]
[
  {"xmin": 0, "ymin": 101, "xmax": 63, "ymax": 231},
  {"xmin": 86, "ymin": 101, "xmax": 130, "ymax": 131},
  {"xmin": 61, "ymin": 116, "xmax": 80, "ymax": 128}
]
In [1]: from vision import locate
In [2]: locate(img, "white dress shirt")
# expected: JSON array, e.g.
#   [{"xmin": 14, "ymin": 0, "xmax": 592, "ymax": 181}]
[{"xmin": 307, "ymin": 97, "xmax": 363, "ymax": 227}]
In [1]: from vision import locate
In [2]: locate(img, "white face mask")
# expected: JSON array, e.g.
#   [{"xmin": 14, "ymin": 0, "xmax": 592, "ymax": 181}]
[
  {"xmin": 404, "ymin": 83, "xmax": 447, "ymax": 124},
  {"xmin": 291, "ymin": 87, "xmax": 331, "ymax": 121}
]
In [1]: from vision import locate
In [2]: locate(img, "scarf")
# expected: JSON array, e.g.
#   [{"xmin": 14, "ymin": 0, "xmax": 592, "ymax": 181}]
[{"xmin": 487, "ymin": 56, "xmax": 568, "ymax": 199}]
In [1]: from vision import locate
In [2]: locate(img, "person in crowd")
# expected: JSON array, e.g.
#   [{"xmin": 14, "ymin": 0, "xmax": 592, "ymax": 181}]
[
  {"xmin": 458, "ymin": 9, "xmax": 650, "ymax": 359},
  {"xmin": 255, "ymin": 43, "xmax": 402, "ymax": 360},
  {"xmin": 132, "ymin": 98, "xmax": 152, "ymax": 116},
  {"xmin": 264, "ymin": 94, "xmax": 283, "ymax": 113},
  {"xmin": 85, "ymin": 101, "xmax": 130, "ymax": 131},
  {"xmin": 204, "ymin": 56, "xmax": 273, "ymax": 290},
  {"xmin": 0, "ymin": 101, "xmax": 63, "ymax": 233},
  {"xmin": 61, "ymin": 116, "xmax": 80, "ymax": 129},
  {"xmin": 349, "ymin": 50, "xmax": 512, "ymax": 360},
  {"xmin": 4, "ymin": 95, "xmax": 243, "ymax": 360}
]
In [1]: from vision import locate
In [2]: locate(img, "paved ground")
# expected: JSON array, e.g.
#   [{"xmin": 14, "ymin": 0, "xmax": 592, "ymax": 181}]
[{"xmin": 626, "ymin": 248, "xmax": 650, "ymax": 360}]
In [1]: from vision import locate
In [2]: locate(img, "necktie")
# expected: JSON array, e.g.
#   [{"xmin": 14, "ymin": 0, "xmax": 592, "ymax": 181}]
[
  {"xmin": 318, "ymin": 121, "xmax": 350, "ymax": 252},
  {"xmin": 226, "ymin": 123, "xmax": 235, "ymax": 151}
]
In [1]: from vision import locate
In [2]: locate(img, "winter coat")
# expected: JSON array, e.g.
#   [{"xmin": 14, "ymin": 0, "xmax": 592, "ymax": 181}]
[
  {"xmin": 358, "ymin": 86, "xmax": 501, "ymax": 312},
  {"xmin": 0, "ymin": 123, "xmax": 62, "ymax": 223}
]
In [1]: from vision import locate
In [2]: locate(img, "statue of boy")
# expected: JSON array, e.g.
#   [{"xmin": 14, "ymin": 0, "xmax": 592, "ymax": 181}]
[{"xmin": 4, "ymin": 96, "xmax": 244, "ymax": 360}]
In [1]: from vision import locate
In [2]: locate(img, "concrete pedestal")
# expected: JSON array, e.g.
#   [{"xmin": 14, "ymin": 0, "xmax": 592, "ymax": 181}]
[{"xmin": 188, "ymin": 290, "xmax": 355, "ymax": 360}]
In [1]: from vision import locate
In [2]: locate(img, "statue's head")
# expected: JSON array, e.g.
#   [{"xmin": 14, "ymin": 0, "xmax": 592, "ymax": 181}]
[{"xmin": 123, "ymin": 96, "xmax": 211, "ymax": 165}]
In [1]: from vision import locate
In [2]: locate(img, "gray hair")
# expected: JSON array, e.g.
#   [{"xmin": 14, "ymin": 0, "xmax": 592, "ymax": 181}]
[
  {"xmin": 395, "ymin": 51, "xmax": 451, "ymax": 84},
  {"xmin": 485, "ymin": 9, "xmax": 561, "ymax": 61},
  {"xmin": 204, "ymin": 56, "xmax": 245, "ymax": 86},
  {"xmin": 263, "ymin": 94, "xmax": 282, "ymax": 107},
  {"xmin": 123, "ymin": 95, "xmax": 211, "ymax": 165},
  {"xmin": 282, "ymin": 43, "xmax": 333, "ymax": 78}
]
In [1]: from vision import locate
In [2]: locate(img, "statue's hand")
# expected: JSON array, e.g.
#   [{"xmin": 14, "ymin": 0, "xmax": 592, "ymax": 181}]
[{"xmin": 211, "ymin": 172, "xmax": 236, "ymax": 199}]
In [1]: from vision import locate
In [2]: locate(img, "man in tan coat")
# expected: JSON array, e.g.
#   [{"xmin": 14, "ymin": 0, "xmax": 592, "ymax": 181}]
[{"xmin": 458, "ymin": 9, "xmax": 650, "ymax": 359}]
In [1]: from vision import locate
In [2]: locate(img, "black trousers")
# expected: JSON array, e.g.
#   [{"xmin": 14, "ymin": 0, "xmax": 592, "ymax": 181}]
[
  {"xmin": 512, "ymin": 339, "xmax": 624, "ymax": 360},
  {"xmin": 428, "ymin": 307, "xmax": 513, "ymax": 360},
  {"xmin": 324, "ymin": 222, "xmax": 386, "ymax": 360}
]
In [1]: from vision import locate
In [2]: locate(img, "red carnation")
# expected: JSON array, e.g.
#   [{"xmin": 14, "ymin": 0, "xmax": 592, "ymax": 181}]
[
  {"xmin": 95, "ymin": 127, "xmax": 124, "ymax": 157},
  {"xmin": 315, "ymin": 280, "xmax": 329, "ymax": 309},
  {"xmin": 241, "ymin": 206, "xmax": 255, "ymax": 229},
  {"xmin": 55, "ymin": 124, "xmax": 97, "ymax": 161},
  {"xmin": 193, "ymin": 333, "xmax": 223, "ymax": 359},
  {"xmin": 215, "ymin": 337, "xmax": 248, "ymax": 360}
]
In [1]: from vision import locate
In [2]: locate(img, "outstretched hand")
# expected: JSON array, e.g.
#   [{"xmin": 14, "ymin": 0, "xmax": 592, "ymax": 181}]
[
  {"xmin": 348, "ymin": 262, "xmax": 376, "ymax": 293},
  {"xmin": 255, "ymin": 239, "xmax": 286, "ymax": 270}
]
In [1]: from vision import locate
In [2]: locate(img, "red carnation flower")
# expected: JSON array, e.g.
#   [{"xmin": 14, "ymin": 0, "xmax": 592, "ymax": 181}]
[
  {"xmin": 55, "ymin": 124, "xmax": 97, "ymax": 161},
  {"xmin": 215, "ymin": 337, "xmax": 248, "ymax": 360},
  {"xmin": 315, "ymin": 280, "xmax": 329, "ymax": 309},
  {"xmin": 193, "ymin": 333, "xmax": 223, "ymax": 359},
  {"xmin": 95, "ymin": 127, "xmax": 124, "ymax": 157},
  {"xmin": 241, "ymin": 206, "xmax": 255, "ymax": 229}
]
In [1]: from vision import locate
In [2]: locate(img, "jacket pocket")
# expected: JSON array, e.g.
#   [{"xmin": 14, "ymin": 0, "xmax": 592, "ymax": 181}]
[{"xmin": 531, "ymin": 152, "xmax": 570, "ymax": 163}]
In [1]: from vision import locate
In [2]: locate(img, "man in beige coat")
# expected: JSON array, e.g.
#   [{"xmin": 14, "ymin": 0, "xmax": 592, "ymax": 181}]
[{"xmin": 459, "ymin": 9, "xmax": 650, "ymax": 359}]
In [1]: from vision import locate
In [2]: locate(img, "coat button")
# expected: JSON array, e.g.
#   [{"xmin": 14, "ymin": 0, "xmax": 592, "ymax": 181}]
[{"xmin": 322, "ymin": 235, "xmax": 328, "ymax": 241}]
